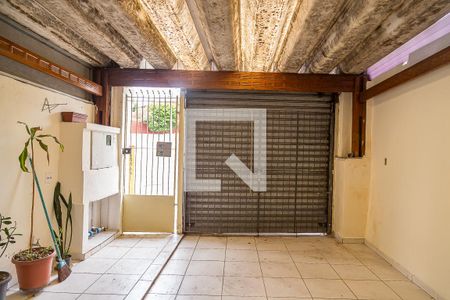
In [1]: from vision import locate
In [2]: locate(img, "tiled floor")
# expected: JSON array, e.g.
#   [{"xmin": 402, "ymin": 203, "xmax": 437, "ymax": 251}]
[
  {"xmin": 7, "ymin": 234, "xmax": 182, "ymax": 300},
  {"xmin": 146, "ymin": 235, "xmax": 433, "ymax": 300}
]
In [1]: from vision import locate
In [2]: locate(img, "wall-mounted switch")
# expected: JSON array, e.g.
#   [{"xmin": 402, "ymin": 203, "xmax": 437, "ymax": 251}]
[{"xmin": 384, "ymin": 158, "xmax": 388, "ymax": 166}]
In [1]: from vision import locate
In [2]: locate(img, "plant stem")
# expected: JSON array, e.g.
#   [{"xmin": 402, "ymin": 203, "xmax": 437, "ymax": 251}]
[{"xmin": 30, "ymin": 140, "xmax": 35, "ymax": 249}]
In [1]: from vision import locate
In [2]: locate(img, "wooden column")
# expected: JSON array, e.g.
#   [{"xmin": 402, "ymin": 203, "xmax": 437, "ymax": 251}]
[
  {"xmin": 351, "ymin": 75, "xmax": 367, "ymax": 157},
  {"xmin": 93, "ymin": 68, "xmax": 111, "ymax": 125}
]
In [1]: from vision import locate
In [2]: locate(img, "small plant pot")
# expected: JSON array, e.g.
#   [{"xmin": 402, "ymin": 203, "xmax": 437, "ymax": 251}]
[
  {"xmin": 12, "ymin": 248, "xmax": 55, "ymax": 292},
  {"xmin": 0, "ymin": 271, "xmax": 11, "ymax": 300},
  {"xmin": 55, "ymin": 255, "xmax": 72, "ymax": 270}
]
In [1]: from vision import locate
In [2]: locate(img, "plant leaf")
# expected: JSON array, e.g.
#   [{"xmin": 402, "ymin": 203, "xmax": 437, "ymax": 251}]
[
  {"xmin": 18, "ymin": 143, "xmax": 29, "ymax": 173},
  {"xmin": 36, "ymin": 139, "xmax": 50, "ymax": 164},
  {"xmin": 17, "ymin": 121, "xmax": 30, "ymax": 135},
  {"xmin": 37, "ymin": 135, "xmax": 64, "ymax": 152},
  {"xmin": 30, "ymin": 127, "xmax": 41, "ymax": 138},
  {"xmin": 53, "ymin": 182, "xmax": 63, "ymax": 228}
]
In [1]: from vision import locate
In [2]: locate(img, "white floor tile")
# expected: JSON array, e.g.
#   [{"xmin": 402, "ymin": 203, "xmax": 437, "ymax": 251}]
[
  {"xmin": 178, "ymin": 275, "xmax": 223, "ymax": 295},
  {"xmin": 123, "ymin": 248, "xmax": 160, "ymax": 260},
  {"xmin": 196, "ymin": 237, "xmax": 227, "ymax": 249},
  {"xmin": 224, "ymin": 262, "xmax": 262, "ymax": 277},
  {"xmin": 366, "ymin": 262, "xmax": 408, "ymax": 280},
  {"xmin": 73, "ymin": 258, "xmax": 118, "ymax": 274},
  {"xmin": 142, "ymin": 264, "xmax": 163, "ymax": 281},
  {"xmin": 44, "ymin": 273, "xmax": 100, "ymax": 293},
  {"xmin": 106, "ymin": 259, "xmax": 152, "ymax": 275},
  {"xmin": 304, "ymin": 279, "xmax": 356, "ymax": 299},
  {"xmin": 222, "ymin": 277, "xmax": 266, "ymax": 297},
  {"xmin": 85, "ymin": 274, "xmax": 140, "ymax": 295},
  {"xmin": 332, "ymin": 264, "xmax": 378, "ymax": 280},
  {"xmin": 258, "ymin": 250, "xmax": 292, "ymax": 263},
  {"xmin": 161, "ymin": 260, "xmax": 190, "ymax": 275},
  {"xmin": 79, "ymin": 294, "xmax": 125, "ymax": 300},
  {"xmin": 31, "ymin": 292, "xmax": 80, "ymax": 299},
  {"xmin": 192, "ymin": 249, "xmax": 225, "ymax": 261},
  {"xmin": 346, "ymin": 280, "xmax": 401, "ymax": 299},
  {"xmin": 385, "ymin": 280, "xmax": 433, "ymax": 300},
  {"xmin": 295, "ymin": 262, "xmax": 339, "ymax": 279},
  {"xmin": 225, "ymin": 249, "xmax": 259, "ymax": 262},
  {"xmin": 125, "ymin": 280, "xmax": 152, "ymax": 300},
  {"xmin": 260, "ymin": 262, "xmax": 300, "ymax": 278},
  {"xmin": 150, "ymin": 275, "xmax": 184, "ymax": 295},
  {"xmin": 186, "ymin": 260, "xmax": 224, "ymax": 276},
  {"xmin": 264, "ymin": 277, "xmax": 310, "ymax": 298},
  {"xmin": 92, "ymin": 247, "xmax": 130, "ymax": 259}
]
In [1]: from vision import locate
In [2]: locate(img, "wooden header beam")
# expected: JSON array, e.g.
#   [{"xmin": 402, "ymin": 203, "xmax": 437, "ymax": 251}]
[
  {"xmin": 366, "ymin": 46, "xmax": 450, "ymax": 100},
  {"xmin": 106, "ymin": 68, "xmax": 357, "ymax": 92},
  {"xmin": 0, "ymin": 35, "xmax": 102, "ymax": 96}
]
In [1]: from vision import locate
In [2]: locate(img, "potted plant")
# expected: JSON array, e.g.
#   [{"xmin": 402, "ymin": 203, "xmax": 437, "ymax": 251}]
[
  {"xmin": 0, "ymin": 214, "xmax": 21, "ymax": 300},
  {"xmin": 12, "ymin": 122, "xmax": 64, "ymax": 291},
  {"xmin": 53, "ymin": 182, "xmax": 73, "ymax": 267}
]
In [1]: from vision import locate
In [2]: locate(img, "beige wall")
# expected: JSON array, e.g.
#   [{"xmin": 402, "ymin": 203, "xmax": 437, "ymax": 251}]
[
  {"xmin": 366, "ymin": 64, "xmax": 450, "ymax": 299},
  {"xmin": 0, "ymin": 73, "xmax": 94, "ymax": 284},
  {"xmin": 332, "ymin": 92, "xmax": 371, "ymax": 242},
  {"xmin": 122, "ymin": 195, "xmax": 175, "ymax": 233}
]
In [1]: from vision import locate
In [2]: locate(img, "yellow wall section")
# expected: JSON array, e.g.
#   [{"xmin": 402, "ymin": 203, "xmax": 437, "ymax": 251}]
[
  {"xmin": 0, "ymin": 73, "xmax": 94, "ymax": 284},
  {"xmin": 122, "ymin": 195, "xmax": 174, "ymax": 232},
  {"xmin": 332, "ymin": 92, "xmax": 370, "ymax": 242},
  {"xmin": 366, "ymin": 64, "xmax": 450, "ymax": 299}
]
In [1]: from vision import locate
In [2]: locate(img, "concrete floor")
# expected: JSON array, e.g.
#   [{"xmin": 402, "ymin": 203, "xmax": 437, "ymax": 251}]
[
  {"xmin": 6, "ymin": 235, "xmax": 433, "ymax": 299},
  {"xmin": 147, "ymin": 235, "xmax": 433, "ymax": 300}
]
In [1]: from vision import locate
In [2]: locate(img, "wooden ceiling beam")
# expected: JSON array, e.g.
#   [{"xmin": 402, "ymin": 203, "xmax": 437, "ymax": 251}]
[
  {"xmin": 275, "ymin": 0, "xmax": 347, "ymax": 73},
  {"xmin": 308, "ymin": 0, "xmax": 403, "ymax": 74},
  {"xmin": 87, "ymin": 0, "xmax": 176, "ymax": 69},
  {"xmin": 340, "ymin": 0, "xmax": 450, "ymax": 74},
  {"xmin": 365, "ymin": 45, "xmax": 450, "ymax": 100},
  {"xmin": 139, "ymin": 0, "xmax": 209, "ymax": 70},
  {"xmin": 34, "ymin": 0, "xmax": 142, "ymax": 68},
  {"xmin": 240, "ymin": 0, "xmax": 300, "ymax": 72},
  {"xmin": 0, "ymin": 0, "xmax": 110, "ymax": 66},
  {"xmin": 187, "ymin": 0, "xmax": 240, "ymax": 71},
  {"xmin": 105, "ymin": 68, "xmax": 357, "ymax": 92}
]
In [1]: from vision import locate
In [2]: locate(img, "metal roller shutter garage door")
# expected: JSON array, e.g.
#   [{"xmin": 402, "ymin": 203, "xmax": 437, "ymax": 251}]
[{"xmin": 184, "ymin": 91, "xmax": 335, "ymax": 234}]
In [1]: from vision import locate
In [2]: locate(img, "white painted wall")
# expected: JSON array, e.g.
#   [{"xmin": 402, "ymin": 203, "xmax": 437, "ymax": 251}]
[
  {"xmin": 366, "ymin": 64, "xmax": 450, "ymax": 299},
  {"xmin": 0, "ymin": 73, "xmax": 95, "ymax": 285}
]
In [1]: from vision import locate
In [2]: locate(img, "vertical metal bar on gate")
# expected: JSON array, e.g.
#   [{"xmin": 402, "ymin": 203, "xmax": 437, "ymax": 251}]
[
  {"xmin": 124, "ymin": 90, "xmax": 130, "ymax": 194},
  {"xmin": 150, "ymin": 90, "xmax": 156, "ymax": 195},
  {"xmin": 173, "ymin": 94, "xmax": 179, "ymax": 196},
  {"xmin": 162, "ymin": 90, "xmax": 166, "ymax": 196},
  {"xmin": 145, "ymin": 90, "xmax": 150, "ymax": 195},
  {"xmin": 156, "ymin": 91, "xmax": 161, "ymax": 194},
  {"xmin": 140, "ymin": 90, "xmax": 144, "ymax": 195},
  {"xmin": 168, "ymin": 90, "xmax": 172, "ymax": 195}
]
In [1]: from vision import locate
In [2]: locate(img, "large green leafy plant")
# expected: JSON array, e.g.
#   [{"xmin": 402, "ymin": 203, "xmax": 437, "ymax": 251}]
[
  {"xmin": 18, "ymin": 122, "xmax": 63, "ymax": 249},
  {"xmin": 52, "ymin": 182, "xmax": 72, "ymax": 259},
  {"xmin": 147, "ymin": 104, "xmax": 177, "ymax": 132}
]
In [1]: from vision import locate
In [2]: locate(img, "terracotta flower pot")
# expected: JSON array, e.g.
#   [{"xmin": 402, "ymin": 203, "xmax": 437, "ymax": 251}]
[
  {"xmin": 12, "ymin": 248, "xmax": 55, "ymax": 292},
  {"xmin": 0, "ymin": 271, "xmax": 11, "ymax": 300}
]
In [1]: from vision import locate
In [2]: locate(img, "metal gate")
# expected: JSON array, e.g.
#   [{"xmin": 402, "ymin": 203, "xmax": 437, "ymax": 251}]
[
  {"xmin": 123, "ymin": 88, "xmax": 179, "ymax": 196},
  {"xmin": 184, "ymin": 91, "xmax": 335, "ymax": 234}
]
